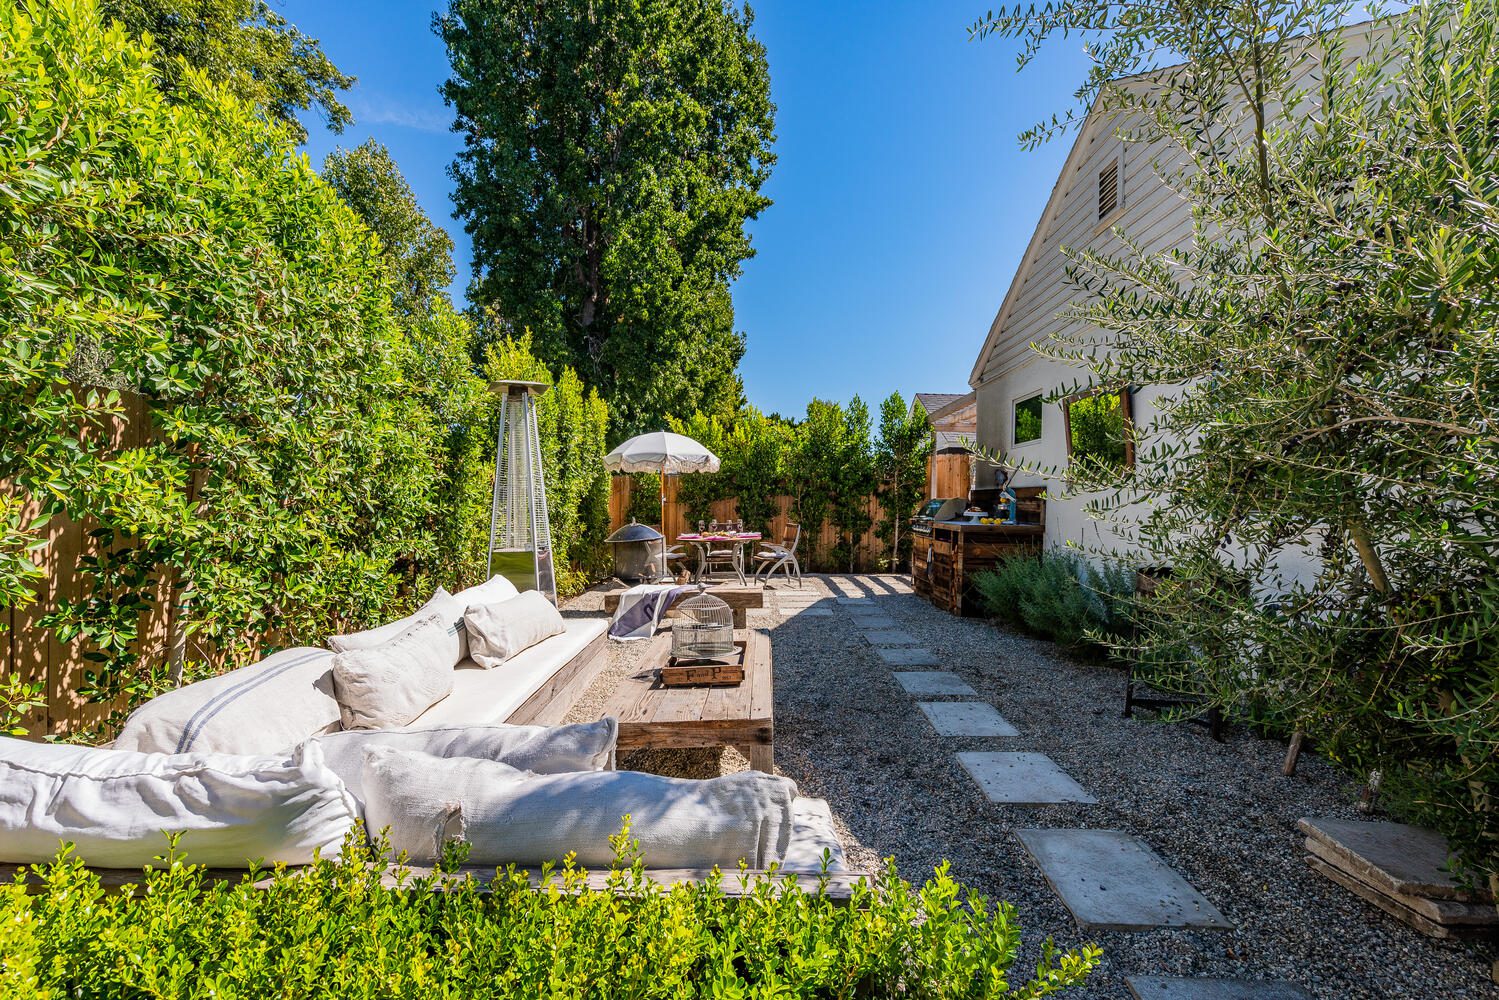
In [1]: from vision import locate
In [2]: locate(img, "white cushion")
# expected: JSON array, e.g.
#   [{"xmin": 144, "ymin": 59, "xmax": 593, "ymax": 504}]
[
  {"xmin": 464, "ymin": 591, "xmax": 566, "ymax": 668},
  {"xmin": 331, "ymin": 614, "xmax": 457, "ymax": 731},
  {"xmin": 408, "ymin": 619, "xmax": 605, "ymax": 727},
  {"xmin": 0, "ymin": 737, "xmax": 358, "ymax": 867},
  {"xmin": 113, "ymin": 646, "xmax": 339, "ymax": 755},
  {"xmin": 362, "ymin": 748, "xmax": 796, "ymax": 869},
  {"xmin": 307, "ymin": 718, "xmax": 617, "ymax": 814},
  {"xmin": 781, "ymin": 797, "xmax": 848, "ymax": 874},
  {"xmin": 328, "ymin": 588, "xmax": 466, "ymax": 655},
  {"xmin": 451, "ymin": 574, "xmax": 520, "ymax": 607}
]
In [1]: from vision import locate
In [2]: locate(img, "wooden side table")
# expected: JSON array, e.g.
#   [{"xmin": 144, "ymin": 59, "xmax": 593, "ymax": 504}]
[{"xmin": 601, "ymin": 630, "xmax": 773, "ymax": 771}]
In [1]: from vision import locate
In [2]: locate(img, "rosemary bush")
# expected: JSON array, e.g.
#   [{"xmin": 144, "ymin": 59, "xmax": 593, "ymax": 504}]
[
  {"xmin": 973, "ymin": 554, "xmax": 1133, "ymax": 656},
  {"xmin": 0, "ymin": 833, "xmax": 1099, "ymax": 999}
]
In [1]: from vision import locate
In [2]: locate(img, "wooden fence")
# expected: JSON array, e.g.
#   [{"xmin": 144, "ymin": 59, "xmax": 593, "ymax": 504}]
[
  {"xmin": 927, "ymin": 451, "xmax": 972, "ymax": 500},
  {"xmin": 3, "ymin": 393, "xmax": 177, "ymax": 735},
  {"xmin": 607, "ymin": 475, "xmax": 893, "ymax": 572}
]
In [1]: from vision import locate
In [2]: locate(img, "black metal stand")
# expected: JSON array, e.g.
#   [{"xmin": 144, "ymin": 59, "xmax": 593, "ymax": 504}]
[{"xmin": 1123, "ymin": 664, "xmax": 1224, "ymax": 742}]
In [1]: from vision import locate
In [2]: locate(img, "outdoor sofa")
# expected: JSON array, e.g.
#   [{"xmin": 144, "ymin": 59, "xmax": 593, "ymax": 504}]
[{"xmin": 0, "ymin": 576, "xmax": 848, "ymax": 883}]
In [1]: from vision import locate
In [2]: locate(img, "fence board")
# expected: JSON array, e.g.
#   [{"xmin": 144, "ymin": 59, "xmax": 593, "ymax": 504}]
[{"xmin": 607, "ymin": 475, "xmax": 897, "ymax": 572}]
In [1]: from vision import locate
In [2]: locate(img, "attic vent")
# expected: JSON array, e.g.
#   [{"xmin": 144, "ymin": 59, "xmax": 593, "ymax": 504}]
[{"xmin": 1098, "ymin": 160, "xmax": 1120, "ymax": 220}]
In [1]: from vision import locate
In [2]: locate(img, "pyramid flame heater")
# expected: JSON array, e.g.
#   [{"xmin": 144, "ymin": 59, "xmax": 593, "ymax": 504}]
[{"xmin": 486, "ymin": 380, "xmax": 556, "ymax": 603}]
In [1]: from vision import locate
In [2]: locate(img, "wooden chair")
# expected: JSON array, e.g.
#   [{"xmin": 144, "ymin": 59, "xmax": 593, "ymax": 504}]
[{"xmin": 753, "ymin": 523, "xmax": 802, "ymax": 587}]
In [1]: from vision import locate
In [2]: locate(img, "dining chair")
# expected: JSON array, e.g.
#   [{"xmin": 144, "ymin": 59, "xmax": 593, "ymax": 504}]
[{"xmin": 753, "ymin": 522, "xmax": 802, "ymax": 587}]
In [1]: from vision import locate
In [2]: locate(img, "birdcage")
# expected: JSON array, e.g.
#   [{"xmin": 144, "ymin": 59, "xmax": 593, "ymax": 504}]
[
  {"xmin": 669, "ymin": 587, "xmax": 736, "ymax": 665},
  {"xmin": 487, "ymin": 380, "xmax": 556, "ymax": 603}
]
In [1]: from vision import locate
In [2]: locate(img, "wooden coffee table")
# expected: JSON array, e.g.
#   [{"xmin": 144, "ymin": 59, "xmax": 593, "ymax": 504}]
[{"xmin": 602, "ymin": 630, "xmax": 773, "ymax": 771}]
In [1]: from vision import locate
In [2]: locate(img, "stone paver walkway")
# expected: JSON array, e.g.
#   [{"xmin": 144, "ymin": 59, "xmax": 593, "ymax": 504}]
[
  {"xmin": 957, "ymin": 752, "xmax": 1097, "ymax": 804},
  {"xmin": 892, "ymin": 671, "xmax": 978, "ymax": 696},
  {"xmin": 1017, "ymin": 829, "xmax": 1234, "ymax": 931},
  {"xmin": 918, "ymin": 701, "xmax": 1019, "ymax": 737}
]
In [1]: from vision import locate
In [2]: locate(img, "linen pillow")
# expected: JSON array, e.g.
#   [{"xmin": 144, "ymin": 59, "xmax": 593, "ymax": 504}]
[
  {"xmin": 0, "ymin": 736, "xmax": 358, "ymax": 867},
  {"xmin": 114, "ymin": 646, "xmax": 340, "ymax": 755},
  {"xmin": 452, "ymin": 574, "xmax": 520, "ymax": 608},
  {"xmin": 328, "ymin": 588, "xmax": 467, "ymax": 657},
  {"xmin": 464, "ymin": 591, "xmax": 566, "ymax": 669},
  {"xmin": 308, "ymin": 718, "xmax": 617, "ymax": 813},
  {"xmin": 362, "ymin": 748, "xmax": 796, "ymax": 869},
  {"xmin": 331, "ymin": 613, "xmax": 457, "ymax": 730}
]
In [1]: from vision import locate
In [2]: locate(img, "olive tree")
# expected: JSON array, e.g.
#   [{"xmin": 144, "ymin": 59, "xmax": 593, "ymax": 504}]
[{"xmin": 976, "ymin": 0, "xmax": 1499, "ymax": 885}]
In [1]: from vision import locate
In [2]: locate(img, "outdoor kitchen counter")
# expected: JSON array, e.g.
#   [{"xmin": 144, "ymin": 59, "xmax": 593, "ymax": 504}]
[{"xmin": 912, "ymin": 520, "xmax": 1044, "ymax": 616}]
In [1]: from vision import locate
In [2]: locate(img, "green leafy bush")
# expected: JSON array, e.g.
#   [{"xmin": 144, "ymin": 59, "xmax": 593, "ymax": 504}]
[
  {"xmin": 974, "ymin": 553, "xmax": 1134, "ymax": 656},
  {"xmin": 1, "ymin": 834, "xmax": 1099, "ymax": 998}
]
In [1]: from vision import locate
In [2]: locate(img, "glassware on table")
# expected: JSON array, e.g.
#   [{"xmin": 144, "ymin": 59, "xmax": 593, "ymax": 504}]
[
  {"xmin": 697, "ymin": 520, "xmax": 705, "ymax": 534},
  {"xmin": 709, "ymin": 518, "xmax": 719, "ymax": 534}
]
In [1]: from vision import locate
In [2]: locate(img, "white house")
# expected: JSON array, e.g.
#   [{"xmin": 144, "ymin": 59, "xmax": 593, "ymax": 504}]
[{"xmin": 967, "ymin": 23, "xmax": 1386, "ymax": 578}]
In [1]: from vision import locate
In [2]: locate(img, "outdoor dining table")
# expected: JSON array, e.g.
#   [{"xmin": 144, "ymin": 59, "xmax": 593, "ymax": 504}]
[{"xmin": 675, "ymin": 532, "xmax": 762, "ymax": 585}]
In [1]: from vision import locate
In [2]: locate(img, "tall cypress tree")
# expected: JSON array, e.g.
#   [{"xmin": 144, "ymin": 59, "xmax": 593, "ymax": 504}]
[{"xmin": 436, "ymin": 0, "xmax": 775, "ymax": 438}]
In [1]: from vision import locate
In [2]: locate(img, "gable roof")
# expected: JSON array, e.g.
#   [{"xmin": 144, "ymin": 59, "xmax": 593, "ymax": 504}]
[{"xmin": 914, "ymin": 392, "xmax": 968, "ymax": 415}]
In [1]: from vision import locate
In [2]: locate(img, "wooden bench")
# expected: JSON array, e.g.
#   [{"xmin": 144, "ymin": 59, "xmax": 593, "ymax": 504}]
[{"xmin": 600, "ymin": 585, "xmax": 764, "ymax": 629}]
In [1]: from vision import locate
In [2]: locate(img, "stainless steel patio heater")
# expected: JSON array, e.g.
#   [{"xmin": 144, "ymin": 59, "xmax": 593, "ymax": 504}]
[{"xmin": 487, "ymin": 379, "xmax": 556, "ymax": 603}]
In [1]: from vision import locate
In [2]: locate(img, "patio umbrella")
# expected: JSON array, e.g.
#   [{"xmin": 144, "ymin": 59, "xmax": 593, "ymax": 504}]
[{"xmin": 604, "ymin": 431, "xmax": 721, "ymax": 565}]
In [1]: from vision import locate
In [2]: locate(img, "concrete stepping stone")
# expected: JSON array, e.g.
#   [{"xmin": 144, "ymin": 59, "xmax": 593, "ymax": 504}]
[
  {"xmin": 957, "ymin": 752, "xmax": 1094, "ymax": 804},
  {"xmin": 860, "ymin": 628, "xmax": 920, "ymax": 646},
  {"xmin": 784, "ymin": 608, "xmax": 833, "ymax": 617},
  {"xmin": 919, "ymin": 702, "xmax": 1019, "ymax": 737},
  {"xmin": 1016, "ymin": 829, "xmax": 1234, "ymax": 931},
  {"xmin": 874, "ymin": 646, "xmax": 940, "ymax": 666},
  {"xmin": 835, "ymin": 596, "xmax": 874, "ymax": 605},
  {"xmin": 1127, "ymin": 977, "xmax": 1312, "ymax": 999},
  {"xmin": 893, "ymin": 671, "xmax": 977, "ymax": 696}
]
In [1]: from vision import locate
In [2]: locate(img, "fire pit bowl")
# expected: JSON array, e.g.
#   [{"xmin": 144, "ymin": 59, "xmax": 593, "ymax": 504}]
[{"xmin": 605, "ymin": 519, "xmax": 667, "ymax": 582}]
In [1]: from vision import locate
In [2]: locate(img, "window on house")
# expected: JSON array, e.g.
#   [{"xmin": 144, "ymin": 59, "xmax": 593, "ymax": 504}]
[
  {"xmin": 1013, "ymin": 394, "xmax": 1043, "ymax": 445},
  {"xmin": 1098, "ymin": 159, "xmax": 1120, "ymax": 220},
  {"xmin": 1064, "ymin": 388, "xmax": 1134, "ymax": 471}
]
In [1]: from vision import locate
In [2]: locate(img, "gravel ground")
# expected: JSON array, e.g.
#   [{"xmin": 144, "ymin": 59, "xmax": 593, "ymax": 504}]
[{"xmin": 562, "ymin": 575, "xmax": 1498, "ymax": 999}]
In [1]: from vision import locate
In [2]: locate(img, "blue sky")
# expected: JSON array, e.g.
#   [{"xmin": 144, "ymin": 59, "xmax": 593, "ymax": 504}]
[{"xmin": 291, "ymin": 1, "xmax": 1092, "ymax": 418}]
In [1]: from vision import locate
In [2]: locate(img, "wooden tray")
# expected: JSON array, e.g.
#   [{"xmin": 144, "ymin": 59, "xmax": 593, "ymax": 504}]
[{"xmin": 661, "ymin": 640, "xmax": 746, "ymax": 687}]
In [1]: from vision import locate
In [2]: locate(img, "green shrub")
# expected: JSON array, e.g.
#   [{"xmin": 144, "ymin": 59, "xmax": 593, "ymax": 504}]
[
  {"xmin": 974, "ymin": 553, "xmax": 1134, "ymax": 656},
  {"xmin": 0, "ymin": 833, "xmax": 1099, "ymax": 998},
  {"xmin": 1, "ymin": 0, "xmax": 444, "ymax": 694}
]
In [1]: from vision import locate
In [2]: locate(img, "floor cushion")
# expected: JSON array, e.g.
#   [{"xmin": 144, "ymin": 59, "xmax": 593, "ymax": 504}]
[
  {"xmin": 464, "ymin": 591, "xmax": 566, "ymax": 668},
  {"xmin": 308, "ymin": 718, "xmax": 617, "ymax": 814},
  {"xmin": 331, "ymin": 613, "xmax": 457, "ymax": 730},
  {"xmin": 362, "ymin": 748, "xmax": 796, "ymax": 869},
  {"xmin": 113, "ymin": 646, "xmax": 340, "ymax": 755},
  {"xmin": 328, "ymin": 588, "xmax": 466, "ymax": 656},
  {"xmin": 0, "ymin": 737, "xmax": 358, "ymax": 867},
  {"xmin": 780, "ymin": 797, "xmax": 848, "ymax": 874}
]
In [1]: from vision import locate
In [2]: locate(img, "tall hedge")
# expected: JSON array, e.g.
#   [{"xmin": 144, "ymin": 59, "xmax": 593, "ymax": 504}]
[{"xmin": 0, "ymin": 0, "xmax": 442, "ymax": 712}]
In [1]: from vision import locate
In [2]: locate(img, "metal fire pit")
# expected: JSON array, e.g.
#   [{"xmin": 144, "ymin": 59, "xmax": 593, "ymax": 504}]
[{"xmin": 605, "ymin": 520, "xmax": 666, "ymax": 581}]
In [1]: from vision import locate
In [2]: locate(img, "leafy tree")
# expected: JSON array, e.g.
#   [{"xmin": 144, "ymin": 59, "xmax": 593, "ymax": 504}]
[
  {"xmin": 789, "ymin": 398, "xmax": 876, "ymax": 572},
  {"xmin": 435, "ymin": 0, "xmax": 776, "ymax": 436},
  {"xmin": 977, "ymin": 0, "xmax": 1499, "ymax": 886},
  {"xmin": 873, "ymin": 393, "xmax": 932, "ymax": 571},
  {"xmin": 322, "ymin": 140, "xmax": 458, "ymax": 314},
  {"xmin": 322, "ymin": 142, "xmax": 489, "ymax": 589},
  {"xmin": 668, "ymin": 408, "xmax": 792, "ymax": 534},
  {"xmin": 97, "ymin": 0, "xmax": 353, "ymax": 140}
]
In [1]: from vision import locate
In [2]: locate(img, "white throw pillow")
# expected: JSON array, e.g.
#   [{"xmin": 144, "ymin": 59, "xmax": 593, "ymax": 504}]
[
  {"xmin": 114, "ymin": 646, "xmax": 340, "ymax": 755},
  {"xmin": 331, "ymin": 614, "xmax": 457, "ymax": 731},
  {"xmin": 308, "ymin": 718, "xmax": 617, "ymax": 813},
  {"xmin": 451, "ymin": 574, "xmax": 520, "ymax": 607},
  {"xmin": 362, "ymin": 748, "xmax": 796, "ymax": 869},
  {"xmin": 464, "ymin": 591, "xmax": 566, "ymax": 669},
  {"xmin": 0, "ymin": 736, "xmax": 358, "ymax": 867},
  {"xmin": 328, "ymin": 588, "xmax": 467, "ymax": 656}
]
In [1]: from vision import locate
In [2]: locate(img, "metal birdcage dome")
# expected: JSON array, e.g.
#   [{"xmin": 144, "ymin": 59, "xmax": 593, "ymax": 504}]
[{"xmin": 669, "ymin": 587, "xmax": 735, "ymax": 665}]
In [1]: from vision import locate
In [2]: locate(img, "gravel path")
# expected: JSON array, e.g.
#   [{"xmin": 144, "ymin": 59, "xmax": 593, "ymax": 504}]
[{"xmin": 563, "ymin": 575, "xmax": 1498, "ymax": 999}]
